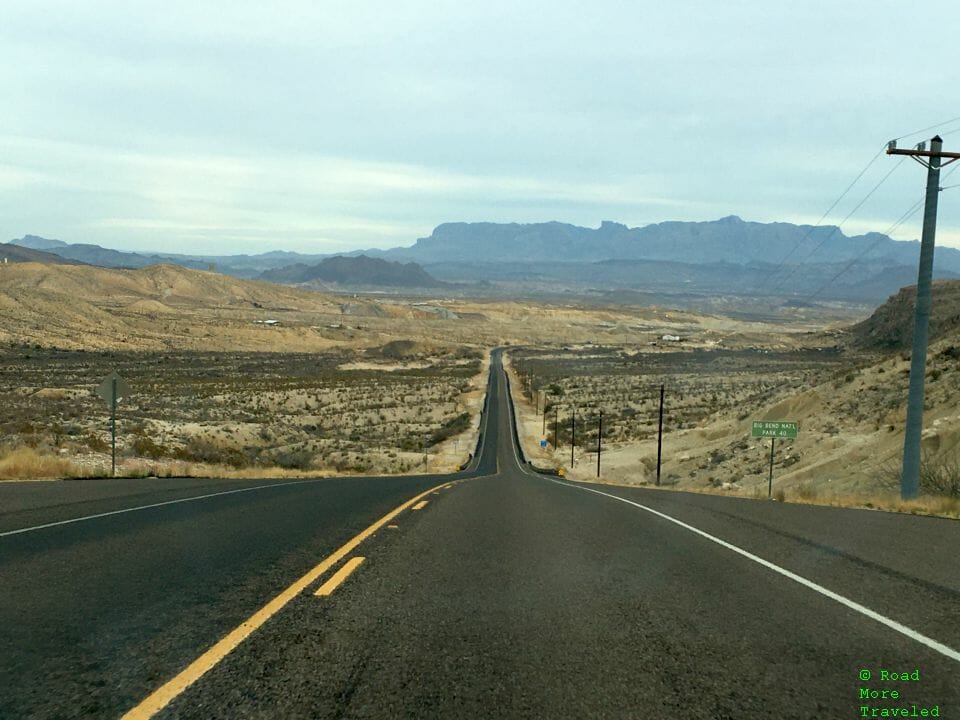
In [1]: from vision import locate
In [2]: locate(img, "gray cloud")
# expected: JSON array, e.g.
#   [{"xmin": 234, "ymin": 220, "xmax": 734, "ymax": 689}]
[{"xmin": 1, "ymin": 0, "xmax": 958, "ymax": 253}]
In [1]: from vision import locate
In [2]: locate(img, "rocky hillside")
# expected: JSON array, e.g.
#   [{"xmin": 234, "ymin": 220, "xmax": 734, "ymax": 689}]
[
  {"xmin": 850, "ymin": 280, "xmax": 960, "ymax": 351},
  {"xmin": 0, "ymin": 263, "xmax": 356, "ymax": 351},
  {"xmin": 0, "ymin": 243, "xmax": 84, "ymax": 265}
]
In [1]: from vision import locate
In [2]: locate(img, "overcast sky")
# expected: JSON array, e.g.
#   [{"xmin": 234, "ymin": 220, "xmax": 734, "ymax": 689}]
[{"xmin": 2, "ymin": 1, "xmax": 959, "ymax": 255}]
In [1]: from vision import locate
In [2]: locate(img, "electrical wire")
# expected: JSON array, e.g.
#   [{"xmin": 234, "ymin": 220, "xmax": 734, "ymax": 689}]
[
  {"xmin": 766, "ymin": 158, "xmax": 906, "ymax": 294},
  {"xmin": 935, "ymin": 124, "xmax": 960, "ymax": 139},
  {"xmin": 801, "ymin": 162, "xmax": 960, "ymax": 303},
  {"xmin": 892, "ymin": 115, "xmax": 960, "ymax": 142},
  {"xmin": 758, "ymin": 116, "xmax": 960, "ymax": 295},
  {"xmin": 756, "ymin": 146, "xmax": 888, "ymax": 293},
  {"xmin": 801, "ymin": 200, "xmax": 924, "ymax": 302}
]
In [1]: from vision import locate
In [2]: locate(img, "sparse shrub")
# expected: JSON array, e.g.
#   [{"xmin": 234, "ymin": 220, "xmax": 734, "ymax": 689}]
[
  {"xmin": 174, "ymin": 437, "xmax": 248, "ymax": 468},
  {"xmin": 85, "ymin": 433, "xmax": 110, "ymax": 452},
  {"xmin": 430, "ymin": 412, "xmax": 471, "ymax": 445},
  {"xmin": 130, "ymin": 435, "xmax": 169, "ymax": 459},
  {"xmin": 918, "ymin": 449, "xmax": 960, "ymax": 498},
  {"xmin": 709, "ymin": 449, "xmax": 728, "ymax": 465},
  {"xmin": 274, "ymin": 448, "xmax": 314, "ymax": 470}
]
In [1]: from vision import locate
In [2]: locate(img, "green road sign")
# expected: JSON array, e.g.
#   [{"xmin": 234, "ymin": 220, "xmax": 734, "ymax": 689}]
[{"xmin": 751, "ymin": 421, "xmax": 798, "ymax": 439}]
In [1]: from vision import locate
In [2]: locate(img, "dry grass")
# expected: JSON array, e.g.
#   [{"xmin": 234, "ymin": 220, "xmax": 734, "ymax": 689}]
[
  {"xmin": 770, "ymin": 489, "xmax": 960, "ymax": 519},
  {"xmin": 0, "ymin": 447, "xmax": 84, "ymax": 480},
  {"xmin": 560, "ymin": 471, "xmax": 960, "ymax": 519},
  {"xmin": 0, "ymin": 450, "xmax": 346, "ymax": 482}
]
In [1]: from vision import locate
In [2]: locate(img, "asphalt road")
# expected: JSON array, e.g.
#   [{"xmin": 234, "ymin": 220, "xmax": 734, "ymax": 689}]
[{"xmin": 1, "ymin": 351, "xmax": 958, "ymax": 718}]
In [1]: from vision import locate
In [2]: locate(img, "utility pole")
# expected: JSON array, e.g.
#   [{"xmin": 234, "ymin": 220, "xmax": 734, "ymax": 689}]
[
  {"xmin": 570, "ymin": 405, "xmax": 576, "ymax": 468},
  {"xmin": 111, "ymin": 377, "xmax": 117, "ymax": 477},
  {"xmin": 656, "ymin": 384, "xmax": 665, "ymax": 486},
  {"xmin": 597, "ymin": 410, "xmax": 603, "ymax": 478},
  {"xmin": 887, "ymin": 136, "xmax": 960, "ymax": 499},
  {"xmin": 554, "ymin": 405, "xmax": 559, "ymax": 450}
]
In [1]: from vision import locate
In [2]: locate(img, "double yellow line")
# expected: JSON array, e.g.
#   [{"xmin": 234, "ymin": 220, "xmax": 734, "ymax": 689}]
[{"xmin": 123, "ymin": 480, "xmax": 452, "ymax": 719}]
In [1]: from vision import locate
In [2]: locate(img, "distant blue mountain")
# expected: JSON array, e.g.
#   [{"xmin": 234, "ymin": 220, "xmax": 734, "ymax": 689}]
[
  {"xmin": 12, "ymin": 215, "xmax": 958, "ymax": 303},
  {"xmin": 377, "ymin": 216, "xmax": 960, "ymax": 272}
]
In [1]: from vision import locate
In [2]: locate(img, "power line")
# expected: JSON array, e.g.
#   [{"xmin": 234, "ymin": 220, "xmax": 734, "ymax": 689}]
[
  {"xmin": 892, "ymin": 115, "xmax": 960, "ymax": 142},
  {"xmin": 758, "ymin": 117, "xmax": 960, "ymax": 295},
  {"xmin": 757, "ymin": 146, "xmax": 887, "ymax": 292},
  {"xmin": 936, "ymin": 124, "xmax": 960, "ymax": 139},
  {"xmin": 802, "ymin": 199, "xmax": 923, "ymax": 302},
  {"xmin": 767, "ymin": 158, "xmax": 906, "ymax": 294},
  {"xmin": 801, "ymin": 162, "xmax": 960, "ymax": 303}
]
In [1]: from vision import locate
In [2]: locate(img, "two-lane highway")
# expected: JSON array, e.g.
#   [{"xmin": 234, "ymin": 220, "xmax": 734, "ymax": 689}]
[{"xmin": 2, "ymin": 351, "xmax": 958, "ymax": 718}]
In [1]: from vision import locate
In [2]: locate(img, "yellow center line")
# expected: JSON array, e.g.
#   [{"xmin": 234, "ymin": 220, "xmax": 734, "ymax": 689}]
[
  {"xmin": 412, "ymin": 500, "xmax": 429, "ymax": 511},
  {"xmin": 314, "ymin": 556, "xmax": 365, "ymax": 597},
  {"xmin": 121, "ymin": 479, "xmax": 452, "ymax": 720}
]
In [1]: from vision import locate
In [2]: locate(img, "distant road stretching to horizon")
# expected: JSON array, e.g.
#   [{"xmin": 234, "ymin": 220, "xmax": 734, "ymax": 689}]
[{"xmin": 1, "ymin": 350, "xmax": 958, "ymax": 718}]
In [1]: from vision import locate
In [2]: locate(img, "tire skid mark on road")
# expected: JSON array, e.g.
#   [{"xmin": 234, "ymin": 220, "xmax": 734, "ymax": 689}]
[
  {"xmin": 544, "ymin": 477, "xmax": 960, "ymax": 665},
  {"xmin": 121, "ymin": 478, "xmax": 454, "ymax": 720}
]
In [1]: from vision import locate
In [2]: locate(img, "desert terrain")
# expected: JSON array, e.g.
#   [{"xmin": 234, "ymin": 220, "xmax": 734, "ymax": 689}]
[
  {"xmin": 505, "ymin": 282, "xmax": 960, "ymax": 516},
  {"xmin": 3, "ymin": 262, "xmax": 811, "ymax": 479},
  {"xmin": 4, "ymin": 260, "xmax": 959, "ymax": 519}
]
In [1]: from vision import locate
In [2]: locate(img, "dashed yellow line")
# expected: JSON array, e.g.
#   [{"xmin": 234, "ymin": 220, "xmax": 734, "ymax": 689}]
[
  {"xmin": 121, "ymin": 479, "xmax": 451, "ymax": 720},
  {"xmin": 314, "ymin": 557, "xmax": 365, "ymax": 597},
  {"xmin": 412, "ymin": 500, "xmax": 429, "ymax": 511}
]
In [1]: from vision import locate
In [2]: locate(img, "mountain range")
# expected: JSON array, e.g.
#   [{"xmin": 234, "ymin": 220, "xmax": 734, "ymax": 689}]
[{"xmin": 10, "ymin": 216, "xmax": 957, "ymax": 304}]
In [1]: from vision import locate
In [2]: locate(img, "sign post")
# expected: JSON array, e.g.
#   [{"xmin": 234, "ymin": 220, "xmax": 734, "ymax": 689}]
[
  {"xmin": 751, "ymin": 421, "xmax": 798, "ymax": 498},
  {"xmin": 656, "ymin": 384, "xmax": 664, "ymax": 486},
  {"xmin": 97, "ymin": 371, "xmax": 130, "ymax": 477},
  {"xmin": 768, "ymin": 438, "xmax": 776, "ymax": 499},
  {"xmin": 596, "ymin": 410, "xmax": 602, "ymax": 478}
]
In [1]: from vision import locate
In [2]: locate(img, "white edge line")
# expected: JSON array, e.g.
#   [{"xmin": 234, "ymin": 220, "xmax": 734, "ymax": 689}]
[
  {"xmin": 0, "ymin": 478, "xmax": 325, "ymax": 538},
  {"xmin": 544, "ymin": 477, "xmax": 960, "ymax": 664},
  {"xmin": 6, "ymin": 354, "xmax": 505, "ymax": 540}
]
